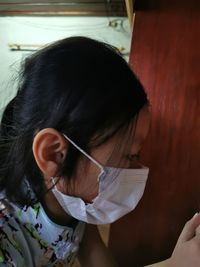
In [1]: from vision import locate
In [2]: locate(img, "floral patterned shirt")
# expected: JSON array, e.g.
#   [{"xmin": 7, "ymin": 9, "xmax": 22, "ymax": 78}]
[{"xmin": 0, "ymin": 199, "xmax": 85, "ymax": 267}]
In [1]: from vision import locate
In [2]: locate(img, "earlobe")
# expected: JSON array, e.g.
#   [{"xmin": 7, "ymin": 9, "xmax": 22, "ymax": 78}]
[{"xmin": 32, "ymin": 128, "xmax": 67, "ymax": 177}]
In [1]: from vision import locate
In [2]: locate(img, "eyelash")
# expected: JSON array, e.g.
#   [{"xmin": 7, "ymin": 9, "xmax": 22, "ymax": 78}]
[{"xmin": 126, "ymin": 154, "xmax": 140, "ymax": 161}]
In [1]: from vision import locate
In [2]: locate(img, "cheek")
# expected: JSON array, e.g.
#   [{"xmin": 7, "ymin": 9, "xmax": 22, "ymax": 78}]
[{"xmin": 68, "ymin": 158, "xmax": 100, "ymax": 203}]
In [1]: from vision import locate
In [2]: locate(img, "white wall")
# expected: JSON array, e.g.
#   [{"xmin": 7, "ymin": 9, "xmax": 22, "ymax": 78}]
[{"xmin": 0, "ymin": 16, "xmax": 131, "ymax": 118}]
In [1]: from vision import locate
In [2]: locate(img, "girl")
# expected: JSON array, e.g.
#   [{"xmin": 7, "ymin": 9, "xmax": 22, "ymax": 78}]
[{"xmin": 0, "ymin": 36, "xmax": 200, "ymax": 267}]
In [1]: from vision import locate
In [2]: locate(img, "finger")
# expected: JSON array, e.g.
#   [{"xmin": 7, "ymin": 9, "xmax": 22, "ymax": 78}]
[
  {"xmin": 193, "ymin": 231, "xmax": 200, "ymax": 244},
  {"xmin": 195, "ymin": 224, "xmax": 200, "ymax": 235},
  {"xmin": 177, "ymin": 213, "xmax": 200, "ymax": 243}
]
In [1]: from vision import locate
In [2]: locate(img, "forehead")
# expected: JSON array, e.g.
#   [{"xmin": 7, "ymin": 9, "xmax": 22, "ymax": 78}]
[
  {"xmin": 133, "ymin": 104, "xmax": 151, "ymax": 142},
  {"xmin": 118, "ymin": 104, "xmax": 151, "ymax": 151}
]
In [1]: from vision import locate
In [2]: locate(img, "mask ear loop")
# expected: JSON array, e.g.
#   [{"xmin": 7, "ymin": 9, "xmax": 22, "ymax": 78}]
[
  {"xmin": 63, "ymin": 134, "xmax": 104, "ymax": 181},
  {"xmin": 51, "ymin": 177, "xmax": 60, "ymax": 190}
]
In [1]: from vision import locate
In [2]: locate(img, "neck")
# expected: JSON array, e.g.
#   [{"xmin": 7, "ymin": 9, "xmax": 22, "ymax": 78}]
[{"xmin": 41, "ymin": 190, "xmax": 76, "ymax": 227}]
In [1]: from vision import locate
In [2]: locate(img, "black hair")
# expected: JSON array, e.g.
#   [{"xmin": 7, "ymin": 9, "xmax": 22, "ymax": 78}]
[{"xmin": 0, "ymin": 36, "xmax": 148, "ymax": 207}]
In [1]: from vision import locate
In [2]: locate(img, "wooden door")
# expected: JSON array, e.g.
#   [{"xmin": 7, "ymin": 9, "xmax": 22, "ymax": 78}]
[{"xmin": 109, "ymin": 1, "xmax": 200, "ymax": 266}]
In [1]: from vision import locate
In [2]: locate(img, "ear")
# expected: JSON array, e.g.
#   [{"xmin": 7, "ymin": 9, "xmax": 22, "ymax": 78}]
[{"xmin": 32, "ymin": 128, "xmax": 67, "ymax": 178}]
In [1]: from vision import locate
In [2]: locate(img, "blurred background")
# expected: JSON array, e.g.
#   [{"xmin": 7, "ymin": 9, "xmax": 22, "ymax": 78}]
[{"xmin": 0, "ymin": 0, "xmax": 133, "ymax": 119}]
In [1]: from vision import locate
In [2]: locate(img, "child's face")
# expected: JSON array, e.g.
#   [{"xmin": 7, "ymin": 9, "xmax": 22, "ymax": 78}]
[{"xmin": 60, "ymin": 104, "xmax": 151, "ymax": 203}]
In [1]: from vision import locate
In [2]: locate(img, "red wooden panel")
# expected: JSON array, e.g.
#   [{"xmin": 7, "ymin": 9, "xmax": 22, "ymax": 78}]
[{"xmin": 109, "ymin": 1, "xmax": 200, "ymax": 266}]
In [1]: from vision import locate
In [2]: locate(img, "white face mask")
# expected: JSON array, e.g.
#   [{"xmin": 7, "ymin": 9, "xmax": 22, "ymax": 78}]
[{"xmin": 52, "ymin": 134, "xmax": 149, "ymax": 224}]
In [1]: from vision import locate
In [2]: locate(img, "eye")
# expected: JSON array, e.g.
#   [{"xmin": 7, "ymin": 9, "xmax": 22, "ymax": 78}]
[{"xmin": 126, "ymin": 154, "xmax": 140, "ymax": 161}]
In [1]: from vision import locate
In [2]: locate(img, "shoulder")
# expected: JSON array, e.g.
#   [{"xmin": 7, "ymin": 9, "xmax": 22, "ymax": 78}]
[
  {"xmin": 0, "ymin": 198, "xmax": 86, "ymax": 266},
  {"xmin": 0, "ymin": 198, "xmax": 20, "ymax": 227},
  {"xmin": 0, "ymin": 199, "xmax": 29, "ymax": 266}
]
